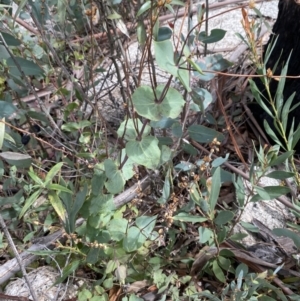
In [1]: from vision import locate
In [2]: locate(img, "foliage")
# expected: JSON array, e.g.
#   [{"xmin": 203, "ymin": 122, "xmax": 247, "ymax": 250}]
[{"xmin": 0, "ymin": 0, "xmax": 300, "ymax": 301}]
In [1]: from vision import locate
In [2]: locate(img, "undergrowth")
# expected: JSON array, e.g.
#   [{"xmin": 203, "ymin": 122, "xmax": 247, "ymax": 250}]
[{"xmin": 0, "ymin": 1, "xmax": 300, "ymax": 300}]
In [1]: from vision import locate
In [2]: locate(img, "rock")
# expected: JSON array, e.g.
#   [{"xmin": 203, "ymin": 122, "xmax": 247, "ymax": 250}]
[{"xmin": 4, "ymin": 266, "xmax": 77, "ymax": 301}]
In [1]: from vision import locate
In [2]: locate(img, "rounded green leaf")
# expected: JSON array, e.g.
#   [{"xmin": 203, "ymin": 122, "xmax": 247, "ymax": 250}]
[
  {"xmin": 0, "ymin": 101, "xmax": 17, "ymax": 119},
  {"xmin": 117, "ymin": 118, "xmax": 150, "ymax": 141},
  {"xmin": 153, "ymin": 39, "xmax": 177, "ymax": 76},
  {"xmin": 191, "ymin": 88, "xmax": 212, "ymax": 111},
  {"xmin": 125, "ymin": 136, "xmax": 161, "ymax": 169},
  {"xmin": 104, "ymin": 159, "xmax": 125, "ymax": 194},
  {"xmin": 156, "ymin": 27, "xmax": 172, "ymax": 41},
  {"xmin": 136, "ymin": 215, "xmax": 157, "ymax": 238},
  {"xmin": 123, "ymin": 226, "xmax": 144, "ymax": 252},
  {"xmin": 132, "ymin": 85, "xmax": 184, "ymax": 121},
  {"xmin": 198, "ymin": 29, "xmax": 226, "ymax": 44},
  {"xmin": 214, "ymin": 210, "xmax": 234, "ymax": 225},
  {"xmin": 107, "ymin": 218, "xmax": 128, "ymax": 241}
]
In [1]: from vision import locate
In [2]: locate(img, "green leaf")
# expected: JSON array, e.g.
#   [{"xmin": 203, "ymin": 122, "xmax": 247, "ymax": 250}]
[
  {"xmin": 191, "ymin": 88, "xmax": 212, "ymax": 112},
  {"xmin": 272, "ymin": 228, "xmax": 300, "ymax": 249},
  {"xmin": 132, "ymin": 85, "xmax": 185, "ymax": 121},
  {"xmin": 0, "ymin": 101, "xmax": 17, "ymax": 119},
  {"xmin": 266, "ymin": 171, "xmax": 294, "ymax": 180},
  {"xmin": 258, "ymin": 296, "xmax": 277, "ymax": 301},
  {"xmin": 156, "ymin": 27, "xmax": 172, "ymax": 41},
  {"xmin": 27, "ymin": 110, "xmax": 50, "ymax": 124},
  {"xmin": 115, "ymin": 265, "xmax": 127, "ymax": 284},
  {"xmin": 87, "ymin": 248, "xmax": 100, "ymax": 265},
  {"xmin": 254, "ymin": 186, "xmax": 271, "ymax": 201},
  {"xmin": 0, "ymin": 190, "xmax": 23, "ymax": 206},
  {"xmin": 7, "ymin": 57, "xmax": 44, "ymax": 77},
  {"xmin": 19, "ymin": 189, "xmax": 42, "ymax": 218},
  {"xmin": 137, "ymin": 21, "xmax": 147, "ymax": 46},
  {"xmin": 251, "ymin": 186, "xmax": 290, "ymax": 202},
  {"xmin": 218, "ymin": 256, "xmax": 231, "ymax": 271},
  {"xmin": 182, "ymin": 143, "xmax": 197, "ymax": 155},
  {"xmin": 173, "ymin": 213, "xmax": 207, "ymax": 223},
  {"xmin": 158, "ymin": 167, "xmax": 171, "ymax": 204},
  {"xmin": 178, "ymin": 59, "xmax": 191, "ymax": 92},
  {"xmin": 0, "ymin": 152, "xmax": 32, "ymax": 168},
  {"xmin": 188, "ymin": 58, "xmax": 204, "ymax": 76},
  {"xmin": 275, "ymin": 53, "xmax": 291, "ymax": 118},
  {"xmin": 208, "ymin": 167, "xmax": 221, "ymax": 211},
  {"xmin": 55, "ymin": 260, "xmax": 81, "ymax": 284},
  {"xmin": 119, "ymin": 151, "xmax": 135, "ymax": 181},
  {"xmin": 0, "ymin": 32, "xmax": 21, "ymax": 46},
  {"xmin": 28, "ymin": 0, "xmax": 50, "ymax": 25},
  {"xmin": 170, "ymin": 0, "xmax": 185, "ymax": 5},
  {"xmin": 0, "ymin": 45, "xmax": 10, "ymax": 60},
  {"xmin": 263, "ymin": 120, "xmax": 284, "ymax": 148},
  {"xmin": 249, "ymin": 80, "xmax": 273, "ymax": 117},
  {"xmin": 196, "ymin": 291, "xmax": 221, "ymax": 300},
  {"xmin": 57, "ymin": 0, "xmax": 67, "ymax": 25},
  {"xmin": 193, "ymin": 55, "xmax": 232, "ymax": 81},
  {"xmin": 92, "ymin": 165, "xmax": 106, "ymax": 195},
  {"xmin": 107, "ymin": 218, "xmax": 128, "ymax": 241},
  {"xmin": 45, "ymin": 162, "xmax": 63, "ymax": 185},
  {"xmin": 66, "ymin": 184, "xmax": 87, "ymax": 233},
  {"xmin": 150, "ymin": 117, "xmax": 174, "ymax": 129},
  {"xmin": 28, "ymin": 170, "xmax": 45, "ymax": 186},
  {"xmin": 281, "ymin": 92, "xmax": 295, "ymax": 132},
  {"xmin": 214, "ymin": 210, "xmax": 234, "ymax": 225},
  {"xmin": 47, "ymin": 183, "xmax": 73, "ymax": 194},
  {"xmin": 159, "ymin": 145, "xmax": 172, "ymax": 164},
  {"xmin": 49, "ymin": 191, "xmax": 66, "ymax": 223},
  {"xmin": 117, "ymin": 118, "xmax": 150, "ymax": 141},
  {"xmin": 269, "ymin": 150, "xmax": 294, "ymax": 166},
  {"xmin": 61, "ymin": 120, "xmax": 91, "ymax": 131},
  {"xmin": 188, "ymin": 124, "xmax": 224, "ymax": 143},
  {"xmin": 104, "ymin": 159, "xmax": 119, "ymax": 179},
  {"xmin": 106, "ymin": 260, "xmax": 118, "ymax": 273},
  {"xmin": 235, "ymin": 263, "xmax": 248, "ymax": 279},
  {"xmin": 90, "ymin": 194, "xmax": 115, "ymax": 214},
  {"xmin": 240, "ymin": 221, "xmax": 260, "ymax": 233},
  {"xmin": 137, "ymin": 1, "xmax": 151, "ymax": 17},
  {"xmin": 136, "ymin": 215, "xmax": 157, "ymax": 239},
  {"xmin": 211, "ymin": 154, "xmax": 229, "ymax": 168},
  {"xmin": 212, "ymin": 260, "xmax": 226, "ymax": 283},
  {"xmin": 0, "ymin": 118, "xmax": 5, "ymax": 150},
  {"xmin": 198, "ymin": 29, "xmax": 226, "ymax": 44},
  {"xmin": 229, "ymin": 233, "xmax": 248, "ymax": 241},
  {"xmin": 128, "ymin": 295, "xmax": 144, "ymax": 301},
  {"xmin": 126, "ymin": 136, "xmax": 161, "ymax": 170},
  {"xmin": 292, "ymin": 125, "xmax": 300, "ymax": 150},
  {"xmin": 198, "ymin": 226, "xmax": 213, "ymax": 244},
  {"xmin": 123, "ymin": 226, "xmax": 144, "ymax": 252},
  {"xmin": 153, "ymin": 40, "xmax": 177, "ymax": 76},
  {"xmin": 12, "ymin": 0, "xmax": 29, "ymax": 26},
  {"xmin": 89, "ymin": 213, "xmax": 112, "ymax": 229},
  {"xmin": 107, "ymin": 12, "xmax": 122, "ymax": 20}
]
